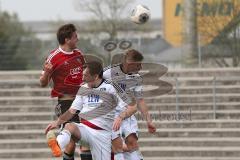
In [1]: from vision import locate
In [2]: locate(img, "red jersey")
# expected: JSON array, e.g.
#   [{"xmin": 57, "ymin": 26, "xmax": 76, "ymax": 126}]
[{"xmin": 44, "ymin": 47, "xmax": 85, "ymax": 97}]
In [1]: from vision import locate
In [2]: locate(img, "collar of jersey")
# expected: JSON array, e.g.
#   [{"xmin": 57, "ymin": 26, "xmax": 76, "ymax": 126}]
[{"xmin": 59, "ymin": 47, "xmax": 74, "ymax": 55}]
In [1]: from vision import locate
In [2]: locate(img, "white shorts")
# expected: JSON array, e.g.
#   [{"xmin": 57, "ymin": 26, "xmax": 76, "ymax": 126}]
[
  {"xmin": 112, "ymin": 115, "xmax": 138, "ymax": 140},
  {"xmin": 75, "ymin": 123, "xmax": 112, "ymax": 160}
]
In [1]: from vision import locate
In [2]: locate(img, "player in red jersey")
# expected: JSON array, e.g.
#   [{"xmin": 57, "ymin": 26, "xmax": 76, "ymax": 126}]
[{"xmin": 40, "ymin": 23, "xmax": 89, "ymax": 160}]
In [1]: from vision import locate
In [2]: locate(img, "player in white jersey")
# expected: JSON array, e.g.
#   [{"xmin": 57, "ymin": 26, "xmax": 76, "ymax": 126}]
[
  {"xmin": 45, "ymin": 61, "xmax": 137, "ymax": 160},
  {"xmin": 103, "ymin": 49, "xmax": 156, "ymax": 160}
]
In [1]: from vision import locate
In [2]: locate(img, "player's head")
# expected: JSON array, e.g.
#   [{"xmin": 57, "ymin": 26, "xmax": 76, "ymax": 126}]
[
  {"xmin": 83, "ymin": 61, "xmax": 103, "ymax": 83},
  {"xmin": 123, "ymin": 49, "xmax": 144, "ymax": 73},
  {"xmin": 57, "ymin": 23, "xmax": 78, "ymax": 49}
]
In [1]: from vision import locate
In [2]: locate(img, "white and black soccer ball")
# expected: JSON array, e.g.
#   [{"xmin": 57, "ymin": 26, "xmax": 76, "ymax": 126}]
[{"xmin": 131, "ymin": 4, "xmax": 151, "ymax": 24}]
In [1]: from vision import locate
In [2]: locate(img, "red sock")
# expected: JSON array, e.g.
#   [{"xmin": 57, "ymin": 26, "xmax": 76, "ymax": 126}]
[{"xmin": 111, "ymin": 152, "xmax": 114, "ymax": 160}]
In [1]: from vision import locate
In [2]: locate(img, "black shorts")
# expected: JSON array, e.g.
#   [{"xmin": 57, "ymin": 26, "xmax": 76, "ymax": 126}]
[{"xmin": 55, "ymin": 99, "xmax": 80, "ymax": 123}]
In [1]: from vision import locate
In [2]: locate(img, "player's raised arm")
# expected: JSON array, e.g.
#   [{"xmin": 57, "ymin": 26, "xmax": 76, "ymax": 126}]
[
  {"xmin": 40, "ymin": 61, "xmax": 53, "ymax": 87},
  {"xmin": 111, "ymin": 81, "xmax": 138, "ymax": 131}
]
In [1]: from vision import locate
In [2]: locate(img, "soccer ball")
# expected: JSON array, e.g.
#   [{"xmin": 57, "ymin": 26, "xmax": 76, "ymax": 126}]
[{"xmin": 131, "ymin": 4, "xmax": 151, "ymax": 24}]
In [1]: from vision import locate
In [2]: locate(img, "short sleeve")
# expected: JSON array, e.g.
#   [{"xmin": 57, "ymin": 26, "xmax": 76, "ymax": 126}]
[
  {"xmin": 133, "ymin": 85, "xmax": 143, "ymax": 99},
  {"xmin": 103, "ymin": 68, "xmax": 111, "ymax": 80},
  {"xmin": 70, "ymin": 95, "xmax": 83, "ymax": 111}
]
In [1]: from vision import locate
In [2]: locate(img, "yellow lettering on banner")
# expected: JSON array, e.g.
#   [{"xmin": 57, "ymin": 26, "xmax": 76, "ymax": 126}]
[{"xmin": 163, "ymin": 0, "xmax": 184, "ymax": 47}]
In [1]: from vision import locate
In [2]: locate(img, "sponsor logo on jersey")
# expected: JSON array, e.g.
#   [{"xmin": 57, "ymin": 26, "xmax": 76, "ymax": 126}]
[{"xmin": 70, "ymin": 67, "xmax": 82, "ymax": 75}]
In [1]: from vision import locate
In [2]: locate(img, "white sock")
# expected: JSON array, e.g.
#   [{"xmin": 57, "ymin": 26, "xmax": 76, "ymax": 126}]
[
  {"xmin": 137, "ymin": 150, "xmax": 144, "ymax": 160},
  {"xmin": 56, "ymin": 129, "xmax": 71, "ymax": 151},
  {"xmin": 124, "ymin": 151, "xmax": 140, "ymax": 160},
  {"xmin": 114, "ymin": 152, "xmax": 125, "ymax": 160}
]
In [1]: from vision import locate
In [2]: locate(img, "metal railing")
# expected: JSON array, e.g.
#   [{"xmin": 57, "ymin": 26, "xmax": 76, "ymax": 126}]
[{"xmin": 174, "ymin": 76, "xmax": 240, "ymax": 120}]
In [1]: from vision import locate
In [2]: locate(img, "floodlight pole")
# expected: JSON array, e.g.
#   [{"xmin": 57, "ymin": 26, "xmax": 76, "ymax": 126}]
[{"xmin": 198, "ymin": 33, "xmax": 202, "ymax": 68}]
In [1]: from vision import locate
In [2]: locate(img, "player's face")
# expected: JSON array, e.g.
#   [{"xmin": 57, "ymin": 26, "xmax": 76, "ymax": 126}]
[
  {"xmin": 67, "ymin": 31, "xmax": 78, "ymax": 49},
  {"xmin": 127, "ymin": 61, "xmax": 142, "ymax": 73},
  {"xmin": 83, "ymin": 68, "xmax": 96, "ymax": 83}
]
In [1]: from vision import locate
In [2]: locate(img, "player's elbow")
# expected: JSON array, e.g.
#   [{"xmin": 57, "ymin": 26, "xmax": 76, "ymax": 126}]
[
  {"xmin": 39, "ymin": 78, "xmax": 48, "ymax": 87},
  {"xmin": 132, "ymin": 105, "xmax": 137, "ymax": 113}
]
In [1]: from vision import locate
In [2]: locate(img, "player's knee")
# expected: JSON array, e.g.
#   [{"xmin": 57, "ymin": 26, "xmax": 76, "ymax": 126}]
[
  {"xmin": 126, "ymin": 135, "xmax": 138, "ymax": 150},
  {"xmin": 112, "ymin": 137, "xmax": 123, "ymax": 153},
  {"xmin": 64, "ymin": 123, "xmax": 77, "ymax": 134},
  {"xmin": 112, "ymin": 142, "xmax": 123, "ymax": 153}
]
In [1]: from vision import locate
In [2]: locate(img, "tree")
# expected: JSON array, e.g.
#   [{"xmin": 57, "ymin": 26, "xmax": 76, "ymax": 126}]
[
  {"xmin": 73, "ymin": 0, "xmax": 135, "ymax": 40},
  {"xmin": 0, "ymin": 11, "xmax": 42, "ymax": 70}
]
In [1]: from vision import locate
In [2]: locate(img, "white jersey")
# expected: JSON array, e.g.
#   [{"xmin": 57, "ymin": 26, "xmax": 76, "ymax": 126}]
[
  {"xmin": 103, "ymin": 64, "xmax": 143, "ymax": 104},
  {"xmin": 71, "ymin": 80, "xmax": 128, "ymax": 131}
]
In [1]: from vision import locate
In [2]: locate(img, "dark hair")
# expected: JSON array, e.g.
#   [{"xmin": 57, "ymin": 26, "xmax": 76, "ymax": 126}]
[
  {"xmin": 84, "ymin": 61, "xmax": 103, "ymax": 78},
  {"xmin": 125, "ymin": 49, "xmax": 144, "ymax": 62},
  {"xmin": 57, "ymin": 24, "xmax": 76, "ymax": 45}
]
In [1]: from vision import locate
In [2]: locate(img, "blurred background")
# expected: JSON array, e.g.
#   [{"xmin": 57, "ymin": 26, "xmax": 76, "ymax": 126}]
[
  {"xmin": 1, "ymin": 0, "xmax": 239, "ymax": 70},
  {"xmin": 0, "ymin": 0, "xmax": 163, "ymax": 70}
]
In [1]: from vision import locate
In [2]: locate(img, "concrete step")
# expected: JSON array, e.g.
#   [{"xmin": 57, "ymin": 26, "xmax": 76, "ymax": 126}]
[
  {"xmin": 1, "ymin": 85, "xmax": 240, "ymax": 97},
  {"xmin": 138, "ymin": 110, "xmax": 240, "ymax": 120},
  {"xmin": 138, "ymin": 128, "xmax": 240, "ymax": 138},
  {"xmin": 0, "ymin": 79, "xmax": 41, "ymax": 88},
  {"xmin": 0, "ymin": 159, "xmax": 64, "ymax": 160},
  {"xmin": 165, "ymin": 68, "xmax": 240, "ymax": 77},
  {"xmin": 171, "ymin": 85, "xmax": 240, "ymax": 94},
  {"xmin": 140, "ymin": 146, "xmax": 240, "ymax": 157},
  {"xmin": 138, "ymin": 119, "xmax": 240, "ymax": 128},
  {"xmin": 1, "ymin": 137, "xmax": 240, "ymax": 149},
  {"xmin": 0, "ymin": 94, "xmax": 238, "ymax": 105},
  {"xmin": 1, "ymin": 128, "xmax": 240, "ymax": 140},
  {"xmin": 0, "ymin": 148, "xmax": 53, "ymax": 158},
  {"xmin": 0, "ymin": 96, "xmax": 56, "ymax": 105},
  {"xmin": 161, "ymin": 76, "xmax": 240, "ymax": 86},
  {"xmin": 1, "ymin": 78, "xmax": 239, "ymax": 90},
  {"xmin": 0, "ymin": 105, "xmax": 55, "ymax": 112},
  {"xmin": 0, "ymin": 112, "xmax": 55, "ymax": 121},
  {"xmin": 0, "ymin": 158, "xmax": 239, "ymax": 160},
  {"xmin": 1, "ymin": 102, "xmax": 240, "ymax": 113},
  {"xmin": 2, "ymin": 110, "xmax": 240, "ymax": 122},
  {"xmin": 0, "ymin": 70, "xmax": 40, "ymax": 79},
  {"xmin": 1, "ymin": 119, "xmax": 240, "ymax": 131},
  {"xmin": 144, "ymin": 158, "xmax": 240, "ymax": 160},
  {"xmin": 0, "ymin": 139, "xmax": 47, "ymax": 149},
  {"xmin": 1, "ymin": 146, "xmax": 240, "ymax": 158},
  {"xmin": 147, "ymin": 102, "xmax": 240, "ymax": 111},
  {"xmin": 0, "ymin": 121, "xmax": 50, "ymax": 130},
  {"xmin": 145, "ymin": 93, "xmax": 240, "ymax": 103},
  {"xmin": 0, "ymin": 88, "xmax": 51, "ymax": 96},
  {"xmin": 0, "ymin": 68, "xmax": 238, "ymax": 79},
  {"xmin": 138, "ymin": 137, "xmax": 240, "ymax": 147},
  {"xmin": 2, "ymin": 146, "xmax": 240, "ymax": 158}
]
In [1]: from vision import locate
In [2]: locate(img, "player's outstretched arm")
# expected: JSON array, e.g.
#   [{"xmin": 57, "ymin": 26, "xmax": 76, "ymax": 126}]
[
  {"xmin": 138, "ymin": 99, "xmax": 156, "ymax": 133},
  {"xmin": 121, "ymin": 102, "xmax": 137, "ymax": 119},
  {"xmin": 113, "ymin": 103, "xmax": 137, "ymax": 131},
  {"xmin": 45, "ymin": 108, "xmax": 77, "ymax": 134}
]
